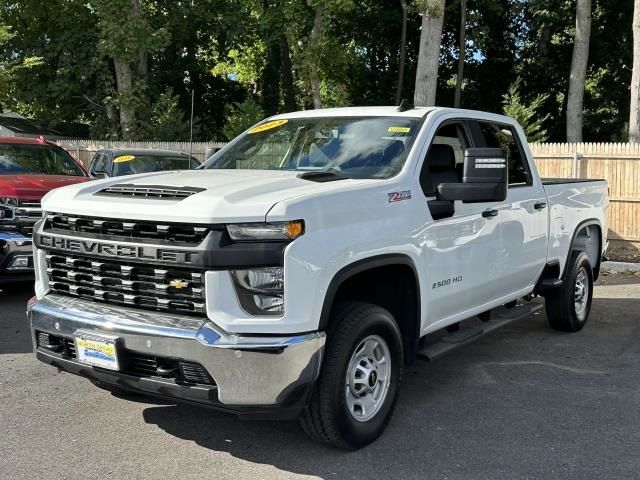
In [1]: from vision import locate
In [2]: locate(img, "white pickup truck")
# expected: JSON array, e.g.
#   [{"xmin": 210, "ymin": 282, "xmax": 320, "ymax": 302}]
[{"xmin": 28, "ymin": 107, "xmax": 608, "ymax": 449}]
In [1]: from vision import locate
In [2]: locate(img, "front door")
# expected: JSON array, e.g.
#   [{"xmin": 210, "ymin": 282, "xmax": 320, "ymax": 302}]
[{"xmin": 417, "ymin": 120, "xmax": 504, "ymax": 332}]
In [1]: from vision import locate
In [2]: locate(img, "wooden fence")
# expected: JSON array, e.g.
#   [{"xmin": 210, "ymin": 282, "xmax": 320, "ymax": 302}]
[
  {"xmin": 530, "ymin": 143, "xmax": 640, "ymax": 249},
  {"xmin": 54, "ymin": 140, "xmax": 639, "ymax": 248},
  {"xmin": 55, "ymin": 140, "xmax": 227, "ymax": 166}
]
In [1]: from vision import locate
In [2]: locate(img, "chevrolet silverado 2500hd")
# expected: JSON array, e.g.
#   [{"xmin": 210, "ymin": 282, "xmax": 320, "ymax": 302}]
[
  {"xmin": 0, "ymin": 137, "xmax": 89, "ymax": 289},
  {"xmin": 28, "ymin": 107, "xmax": 608, "ymax": 449}
]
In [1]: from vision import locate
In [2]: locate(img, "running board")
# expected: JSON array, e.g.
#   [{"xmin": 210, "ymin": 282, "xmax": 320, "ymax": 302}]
[{"xmin": 417, "ymin": 302, "xmax": 544, "ymax": 361}]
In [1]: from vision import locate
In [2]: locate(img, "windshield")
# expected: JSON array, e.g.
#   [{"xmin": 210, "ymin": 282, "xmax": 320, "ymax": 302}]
[
  {"xmin": 0, "ymin": 144, "xmax": 85, "ymax": 176},
  {"xmin": 202, "ymin": 117, "xmax": 421, "ymax": 179},
  {"xmin": 112, "ymin": 154, "xmax": 199, "ymax": 177}
]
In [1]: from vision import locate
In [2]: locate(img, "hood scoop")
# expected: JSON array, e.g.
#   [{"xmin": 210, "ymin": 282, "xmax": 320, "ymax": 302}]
[{"xmin": 96, "ymin": 184, "xmax": 205, "ymax": 200}]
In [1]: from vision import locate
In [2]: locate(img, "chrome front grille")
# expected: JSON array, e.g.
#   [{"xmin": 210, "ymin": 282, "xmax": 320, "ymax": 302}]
[
  {"xmin": 16, "ymin": 199, "xmax": 42, "ymax": 235},
  {"xmin": 46, "ymin": 253, "xmax": 206, "ymax": 316},
  {"xmin": 45, "ymin": 213, "xmax": 210, "ymax": 244}
]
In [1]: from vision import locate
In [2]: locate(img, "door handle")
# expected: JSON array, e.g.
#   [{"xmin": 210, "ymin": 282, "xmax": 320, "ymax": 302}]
[
  {"xmin": 482, "ymin": 209, "xmax": 499, "ymax": 218},
  {"xmin": 534, "ymin": 202, "xmax": 547, "ymax": 210}
]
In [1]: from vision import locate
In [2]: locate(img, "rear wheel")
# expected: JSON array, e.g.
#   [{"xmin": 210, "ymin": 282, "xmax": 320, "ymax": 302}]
[
  {"xmin": 300, "ymin": 302, "xmax": 403, "ymax": 450},
  {"xmin": 544, "ymin": 251, "xmax": 594, "ymax": 332}
]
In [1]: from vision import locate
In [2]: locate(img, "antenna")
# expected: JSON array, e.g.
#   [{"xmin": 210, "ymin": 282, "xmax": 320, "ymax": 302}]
[{"xmin": 397, "ymin": 99, "xmax": 413, "ymax": 112}]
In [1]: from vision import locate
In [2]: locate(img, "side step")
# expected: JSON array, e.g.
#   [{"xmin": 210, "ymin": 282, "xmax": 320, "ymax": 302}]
[{"xmin": 417, "ymin": 301, "xmax": 544, "ymax": 361}]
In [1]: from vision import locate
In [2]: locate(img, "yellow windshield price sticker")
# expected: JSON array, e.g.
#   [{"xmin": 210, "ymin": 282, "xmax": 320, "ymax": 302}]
[
  {"xmin": 113, "ymin": 155, "xmax": 136, "ymax": 163},
  {"xmin": 388, "ymin": 126, "xmax": 411, "ymax": 133},
  {"xmin": 248, "ymin": 119, "xmax": 288, "ymax": 134}
]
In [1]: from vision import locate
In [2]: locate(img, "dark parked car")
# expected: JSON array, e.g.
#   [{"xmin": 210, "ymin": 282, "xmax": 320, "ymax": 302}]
[{"xmin": 88, "ymin": 149, "xmax": 200, "ymax": 178}]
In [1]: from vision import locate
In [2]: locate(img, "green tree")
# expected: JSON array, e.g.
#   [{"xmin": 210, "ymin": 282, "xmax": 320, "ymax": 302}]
[{"xmin": 502, "ymin": 79, "xmax": 550, "ymax": 143}]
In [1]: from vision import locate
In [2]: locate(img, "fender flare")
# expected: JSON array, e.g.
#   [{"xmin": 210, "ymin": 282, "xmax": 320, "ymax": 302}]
[
  {"xmin": 562, "ymin": 218, "xmax": 603, "ymax": 280},
  {"xmin": 318, "ymin": 253, "xmax": 421, "ymax": 333}
]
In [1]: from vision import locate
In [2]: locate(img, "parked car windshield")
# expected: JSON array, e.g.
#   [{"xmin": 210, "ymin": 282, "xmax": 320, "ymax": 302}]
[
  {"xmin": 202, "ymin": 117, "xmax": 422, "ymax": 179},
  {"xmin": 112, "ymin": 154, "xmax": 200, "ymax": 176},
  {"xmin": 0, "ymin": 144, "xmax": 85, "ymax": 176}
]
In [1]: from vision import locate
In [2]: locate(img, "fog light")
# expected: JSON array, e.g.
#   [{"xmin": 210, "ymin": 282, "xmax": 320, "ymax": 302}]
[
  {"xmin": 230, "ymin": 267, "xmax": 285, "ymax": 315},
  {"xmin": 7, "ymin": 255, "xmax": 31, "ymax": 270}
]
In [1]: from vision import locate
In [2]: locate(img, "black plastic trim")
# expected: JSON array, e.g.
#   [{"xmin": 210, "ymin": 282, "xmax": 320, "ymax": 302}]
[
  {"xmin": 562, "ymin": 219, "xmax": 603, "ymax": 280},
  {"xmin": 318, "ymin": 253, "xmax": 421, "ymax": 333},
  {"xmin": 35, "ymin": 225, "xmax": 288, "ymax": 269},
  {"xmin": 36, "ymin": 350, "xmax": 311, "ymax": 420}
]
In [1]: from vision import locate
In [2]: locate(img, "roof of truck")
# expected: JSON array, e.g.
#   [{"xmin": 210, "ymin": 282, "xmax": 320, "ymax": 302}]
[{"xmin": 270, "ymin": 106, "xmax": 513, "ymax": 122}]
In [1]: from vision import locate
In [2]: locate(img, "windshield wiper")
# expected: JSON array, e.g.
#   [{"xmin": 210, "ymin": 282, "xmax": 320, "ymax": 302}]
[{"xmin": 296, "ymin": 170, "xmax": 349, "ymax": 183}]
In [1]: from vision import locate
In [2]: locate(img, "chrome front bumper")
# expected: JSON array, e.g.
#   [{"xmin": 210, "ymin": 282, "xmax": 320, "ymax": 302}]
[{"xmin": 28, "ymin": 295, "xmax": 325, "ymax": 410}]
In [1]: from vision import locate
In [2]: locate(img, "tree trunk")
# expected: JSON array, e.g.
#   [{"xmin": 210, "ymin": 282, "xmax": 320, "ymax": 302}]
[
  {"xmin": 454, "ymin": 0, "xmax": 466, "ymax": 108},
  {"xmin": 113, "ymin": 59, "xmax": 135, "ymax": 137},
  {"xmin": 280, "ymin": 36, "xmax": 297, "ymax": 112},
  {"xmin": 414, "ymin": 0, "xmax": 446, "ymax": 107},
  {"xmin": 566, "ymin": 0, "xmax": 592, "ymax": 143},
  {"xmin": 395, "ymin": 0, "xmax": 408, "ymax": 105},
  {"xmin": 308, "ymin": 6, "xmax": 324, "ymax": 109},
  {"xmin": 630, "ymin": 0, "xmax": 640, "ymax": 142},
  {"xmin": 262, "ymin": 40, "xmax": 281, "ymax": 116}
]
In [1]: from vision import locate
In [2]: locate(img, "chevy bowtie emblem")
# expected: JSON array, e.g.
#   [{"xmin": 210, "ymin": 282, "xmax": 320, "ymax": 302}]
[{"xmin": 169, "ymin": 279, "xmax": 189, "ymax": 289}]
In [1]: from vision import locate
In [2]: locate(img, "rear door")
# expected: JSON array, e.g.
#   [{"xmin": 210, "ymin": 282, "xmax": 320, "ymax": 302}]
[{"xmin": 468, "ymin": 120, "xmax": 548, "ymax": 297}]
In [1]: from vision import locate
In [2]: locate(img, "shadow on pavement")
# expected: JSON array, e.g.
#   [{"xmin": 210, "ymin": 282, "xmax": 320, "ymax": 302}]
[{"xmin": 141, "ymin": 295, "xmax": 640, "ymax": 479}]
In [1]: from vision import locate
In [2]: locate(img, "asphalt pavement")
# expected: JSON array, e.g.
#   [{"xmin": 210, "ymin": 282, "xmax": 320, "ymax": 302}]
[{"xmin": 1, "ymin": 274, "xmax": 639, "ymax": 480}]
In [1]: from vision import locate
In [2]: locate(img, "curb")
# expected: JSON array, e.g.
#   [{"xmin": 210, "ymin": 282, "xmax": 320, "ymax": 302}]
[{"xmin": 601, "ymin": 261, "xmax": 640, "ymax": 273}]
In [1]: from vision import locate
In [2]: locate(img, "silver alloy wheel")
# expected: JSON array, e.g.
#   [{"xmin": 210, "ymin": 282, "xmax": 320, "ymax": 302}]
[
  {"xmin": 574, "ymin": 267, "xmax": 589, "ymax": 320},
  {"xmin": 345, "ymin": 334, "xmax": 391, "ymax": 422}
]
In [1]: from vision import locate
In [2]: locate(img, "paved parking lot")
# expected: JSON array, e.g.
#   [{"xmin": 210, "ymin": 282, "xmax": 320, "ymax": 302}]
[{"xmin": 2, "ymin": 274, "xmax": 639, "ymax": 480}]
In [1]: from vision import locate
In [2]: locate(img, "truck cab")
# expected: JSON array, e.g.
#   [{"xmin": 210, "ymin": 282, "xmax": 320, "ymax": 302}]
[{"xmin": 27, "ymin": 107, "xmax": 608, "ymax": 449}]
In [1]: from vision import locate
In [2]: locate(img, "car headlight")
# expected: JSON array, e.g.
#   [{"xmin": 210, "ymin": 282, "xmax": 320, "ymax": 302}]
[
  {"xmin": 0, "ymin": 197, "xmax": 17, "ymax": 224},
  {"xmin": 227, "ymin": 220, "xmax": 304, "ymax": 241},
  {"xmin": 230, "ymin": 267, "xmax": 284, "ymax": 315}
]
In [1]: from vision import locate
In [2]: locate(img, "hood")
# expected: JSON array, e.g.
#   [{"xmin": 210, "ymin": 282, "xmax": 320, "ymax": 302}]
[
  {"xmin": 0, "ymin": 174, "xmax": 89, "ymax": 201},
  {"xmin": 41, "ymin": 169, "xmax": 370, "ymax": 223}
]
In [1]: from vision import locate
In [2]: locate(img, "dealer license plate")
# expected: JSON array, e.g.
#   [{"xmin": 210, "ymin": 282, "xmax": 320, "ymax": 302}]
[{"xmin": 74, "ymin": 331, "xmax": 120, "ymax": 371}]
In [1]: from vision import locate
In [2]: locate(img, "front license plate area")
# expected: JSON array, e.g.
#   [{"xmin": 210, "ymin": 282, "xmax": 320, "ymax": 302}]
[{"xmin": 74, "ymin": 331, "xmax": 120, "ymax": 371}]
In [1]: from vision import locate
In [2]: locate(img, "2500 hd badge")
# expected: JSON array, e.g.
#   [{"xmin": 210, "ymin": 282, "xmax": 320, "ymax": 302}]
[{"xmin": 432, "ymin": 275, "xmax": 463, "ymax": 289}]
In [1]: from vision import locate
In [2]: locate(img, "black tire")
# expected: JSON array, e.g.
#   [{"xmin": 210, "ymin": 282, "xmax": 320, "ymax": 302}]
[
  {"xmin": 300, "ymin": 301, "xmax": 403, "ymax": 450},
  {"xmin": 544, "ymin": 251, "xmax": 594, "ymax": 332}
]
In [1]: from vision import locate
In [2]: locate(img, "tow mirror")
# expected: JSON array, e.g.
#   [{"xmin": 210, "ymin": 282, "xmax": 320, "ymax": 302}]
[{"xmin": 437, "ymin": 148, "xmax": 508, "ymax": 203}]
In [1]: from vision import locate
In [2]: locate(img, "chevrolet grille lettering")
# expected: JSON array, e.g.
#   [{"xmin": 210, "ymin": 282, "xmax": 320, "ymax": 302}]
[{"xmin": 38, "ymin": 235, "xmax": 197, "ymax": 264}]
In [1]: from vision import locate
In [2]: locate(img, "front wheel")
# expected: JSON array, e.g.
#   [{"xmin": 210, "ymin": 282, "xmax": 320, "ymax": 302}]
[
  {"xmin": 544, "ymin": 251, "xmax": 594, "ymax": 332},
  {"xmin": 300, "ymin": 302, "xmax": 403, "ymax": 450}
]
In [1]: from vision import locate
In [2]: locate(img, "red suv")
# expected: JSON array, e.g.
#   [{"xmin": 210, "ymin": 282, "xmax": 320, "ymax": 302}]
[{"xmin": 0, "ymin": 137, "xmax": 90, "ymax": 288}]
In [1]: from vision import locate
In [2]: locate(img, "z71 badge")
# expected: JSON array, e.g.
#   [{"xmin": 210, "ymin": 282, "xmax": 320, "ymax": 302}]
[{"xmin": 388, "ymin": 190, "xmax": 412, "ymax": 203}]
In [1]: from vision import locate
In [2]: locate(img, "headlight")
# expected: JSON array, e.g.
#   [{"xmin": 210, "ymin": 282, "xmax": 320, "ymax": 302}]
[
  {"xmin": 227, "ymin": 220, "xmax": 304, "ymax": 241},
  {"xmin": 230, "ymin": 267, "xmax": 284, "ymax": 315},
  {"xmin": 0, "ymin": 197, "xmax": 17, "ymax": 223}
]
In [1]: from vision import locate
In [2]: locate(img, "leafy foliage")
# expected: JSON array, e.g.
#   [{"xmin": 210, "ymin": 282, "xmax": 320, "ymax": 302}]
[
  {"xmin": 0, "ymin": 0, "xmax": 636, "ymax": 142},
  {"xmin": 502, "ymin": 79, "xmax": 550, "ymax": 143},
  {"xmin": 222, "ymin": 98, "xmax": 264, "ymax": 140}
]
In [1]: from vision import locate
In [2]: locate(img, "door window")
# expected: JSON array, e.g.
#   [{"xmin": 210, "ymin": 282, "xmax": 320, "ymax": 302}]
[
  {"xmin": 419, "ymin": 122, "xmax": 468, "ymax": 196},
  {"xmin": 91, "ymin": 153, "xmax": 108, "ymax": 174},
  {"xmin": 470, "ymin": 121, "xmax": 531, "ymax": 186}
]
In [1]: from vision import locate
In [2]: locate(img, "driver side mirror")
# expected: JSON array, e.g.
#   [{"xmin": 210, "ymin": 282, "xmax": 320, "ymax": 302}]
[{"xmin": 437, "ymin": 148, "xmax": 507, "ymax": 203}]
